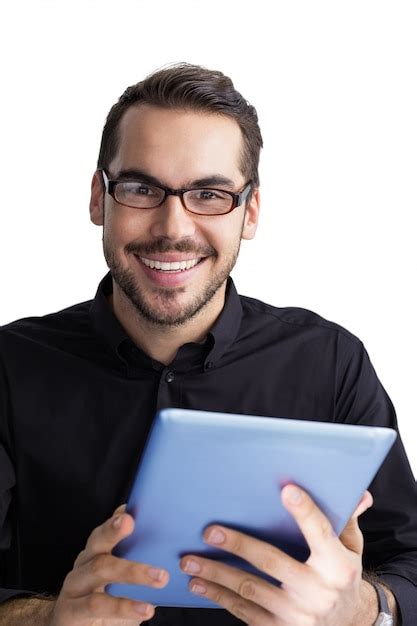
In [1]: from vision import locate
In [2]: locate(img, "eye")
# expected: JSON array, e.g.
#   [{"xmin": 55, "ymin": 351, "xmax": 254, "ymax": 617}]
[
  {"xmin": 126, "ymin": 183, "xmax": 158, "ymax": 196},
  {"xmin": 190, "ymin": 189, "xmax": 228, "ymax": 201},
  {"xmin": 114, "ymin": 181, "xmax": 164, "ymax": 207},
  {"xmin": 199, "ymin": 191, "xmax": 217, "ymax": 200}
]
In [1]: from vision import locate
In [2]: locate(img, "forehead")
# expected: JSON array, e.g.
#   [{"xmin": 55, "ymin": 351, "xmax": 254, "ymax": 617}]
[{"xmin": 109, "ymin": 104, "xmax": 245, "ymax": 186}]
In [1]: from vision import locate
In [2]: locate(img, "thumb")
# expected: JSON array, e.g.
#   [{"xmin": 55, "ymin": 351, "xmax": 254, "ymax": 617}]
[
  {"xmin": 113, "ymin": 503, "xmax": 127, "ymax": 516},
  {"xmin": 339, "ymin": 491, "xmax": 373, "ymax": 553}
]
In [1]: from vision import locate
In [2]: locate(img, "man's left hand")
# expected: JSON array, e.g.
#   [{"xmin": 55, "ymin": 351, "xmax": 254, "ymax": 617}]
[{"xmin": 180, "ymin": 485, "xmax": 376, "ymax": 625}]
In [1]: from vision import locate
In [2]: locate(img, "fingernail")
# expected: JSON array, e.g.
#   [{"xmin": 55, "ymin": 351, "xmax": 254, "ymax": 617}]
[
  {"xmin": 286, "ymin": 486, "xmax": 303, "ymax": 504},
  {"xmin": 191, "ymin": 582, "xmax": 207, "ymax": 594},
  {"xmin": 134, "ymin": 602, "xmax": 151, "ymax": 615},
  {"xmin": 206, "ymin": 528, "xmax": 225, "ymax": 544},
  {"xmin": 184, "ymin": 559, "xmax": 201, "ymax": 574},
  {"xmin": 148, "ymin": 567, "xmax": 164, "ymax": 581},
  {"xmin": 112, "ymin": 514, "xmax": 122, "ymax": 529}
]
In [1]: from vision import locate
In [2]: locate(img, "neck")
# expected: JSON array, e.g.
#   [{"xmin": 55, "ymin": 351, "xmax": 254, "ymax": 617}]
[{"xmin": 108, "ymin": 284, "xmax": 227, "ymax": 365}]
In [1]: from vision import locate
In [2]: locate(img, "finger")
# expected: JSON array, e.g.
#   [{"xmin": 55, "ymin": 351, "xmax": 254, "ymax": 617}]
[
  {"xmin": 186, "ymin": 577, "xmax": 277, "ymax": 626},
  {"xmin": 65, "ymin": 553, "xmax": 168, "ymax": 596},
  {"xmin": 281, "ymin": 485, "xmax": 342, "ymax": 557},
  {"xmin": 351, "ymin": 491, "xmax": 373, "ymax": 518},
  {"xmin": 339, "ymin": 492, "xmax": 373, "ymax": 553},
  {"xmin": 113, "ymin": 503, "xmax": 127, "ymax": 516},
  {"xmin": 74, "ymin": 512, "xmax": 134, "ymax": 568},
  {"xmin": 64, "ymin": 591, "xmax": 155, "ymax": 622},
  {"xmin": 180, "ymin": 554, "xmax": 295, "ymax": 617},
  {"xmin": 201, "ymin": 524, "xmax": 306, "ymax": 586}
]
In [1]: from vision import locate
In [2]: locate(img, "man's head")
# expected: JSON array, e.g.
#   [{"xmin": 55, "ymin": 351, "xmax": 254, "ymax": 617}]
[
  {"xmin": 97, "ymin": 62, "xmax": 263, "ymax": 194},
  {"xmin": 90, "ymin": 63, "xmax": 262, "ymax": 328}
]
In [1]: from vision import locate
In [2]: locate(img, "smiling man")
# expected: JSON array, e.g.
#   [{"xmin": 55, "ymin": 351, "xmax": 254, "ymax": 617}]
[
  {"xmin": 1, "ymin": 63, "xmax": 417, "ymax": 626},
  {"xmin": 91, "ymin": 103, "xmax": 258, "ymax": 365}
]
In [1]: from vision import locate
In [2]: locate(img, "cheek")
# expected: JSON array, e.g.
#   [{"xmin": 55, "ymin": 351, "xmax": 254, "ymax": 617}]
[
  {"xmin": 104, "ymin": 209, "xmax": 146, "ymax": 245},
  {"xmin": 211, "ymin": 214, "xmax": 244, "ymax": 252}
]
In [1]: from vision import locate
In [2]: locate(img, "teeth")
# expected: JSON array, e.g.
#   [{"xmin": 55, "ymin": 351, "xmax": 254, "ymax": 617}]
[
  {"xmin": 161, "ymin": 261, "xmax": 179, "ymax": 270},
  {"xmin": 140, "ymin": 257, "xmax": 201, "ymax": 271}
]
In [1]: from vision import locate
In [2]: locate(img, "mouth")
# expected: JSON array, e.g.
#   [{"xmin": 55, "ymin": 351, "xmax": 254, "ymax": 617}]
[
  {"xmin": 133, "ymin": 253, "xmax": 209, "ymax": 287},
  {"xmin": 135, "ymin": 255, "xmax": 205, "ymax": 273}
]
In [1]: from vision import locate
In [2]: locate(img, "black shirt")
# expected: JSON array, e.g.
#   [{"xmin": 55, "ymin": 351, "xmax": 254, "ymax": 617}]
[{"xmin": 1, "ymin": 272, "xmax": 417, "ymax": 625}]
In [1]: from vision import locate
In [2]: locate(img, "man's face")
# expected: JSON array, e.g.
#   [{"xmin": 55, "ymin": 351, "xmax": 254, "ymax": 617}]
[{"xmin": 90, "ymin": 104, "xmax": 259, "ymax": 327}]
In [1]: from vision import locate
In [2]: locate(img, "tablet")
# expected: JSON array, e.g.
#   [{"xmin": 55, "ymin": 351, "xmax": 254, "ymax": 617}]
[{"xmin": 106, "ymin": 408, "xmax": 396, "ymax": 609}]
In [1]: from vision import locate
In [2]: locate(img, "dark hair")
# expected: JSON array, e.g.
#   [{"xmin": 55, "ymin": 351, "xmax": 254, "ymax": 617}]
[{"xmin": 97, "ymin": 62, "xmax": 263, "ymax": 189}]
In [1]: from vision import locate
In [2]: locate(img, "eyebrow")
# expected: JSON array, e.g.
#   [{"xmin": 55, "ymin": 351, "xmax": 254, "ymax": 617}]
[{"xmin": 114, "ymin": 168, "xmax": 237, "ymax": 190}]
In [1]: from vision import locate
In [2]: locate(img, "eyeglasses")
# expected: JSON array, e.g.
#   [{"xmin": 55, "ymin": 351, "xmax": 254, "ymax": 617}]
[{"xmin": 100, "ymin": 169, "xmax": 252, "ymax": 216}]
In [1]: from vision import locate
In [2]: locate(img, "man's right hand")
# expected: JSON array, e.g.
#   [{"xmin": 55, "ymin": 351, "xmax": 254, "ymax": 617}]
[{"xmin": 49, "ymin": 505, "xmax": 169, "ymax": 625}]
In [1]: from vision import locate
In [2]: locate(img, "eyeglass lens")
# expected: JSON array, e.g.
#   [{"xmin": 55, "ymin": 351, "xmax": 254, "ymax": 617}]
[{"xmin": 114, "ymin": 182, "xmax": 234, "ymax": 214}]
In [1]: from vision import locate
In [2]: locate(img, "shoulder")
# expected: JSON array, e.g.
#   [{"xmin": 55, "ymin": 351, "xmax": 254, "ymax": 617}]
[
  {"xmin": 0, "ymin": 299, "xmax": 93, "ymax": 353},
  {"xmin": 239, "ymin": 292, "xmax": 363, "ymax": 350}
]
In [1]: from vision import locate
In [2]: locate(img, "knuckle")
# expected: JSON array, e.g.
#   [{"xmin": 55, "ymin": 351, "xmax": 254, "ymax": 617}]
[
  {"xmin": 211, "ymin": 587, "xmax": 226, "ymax": 606},
  {"xmin": 115, "ymin": 596, "xmax": 130, "ymax": 617},
  {"xmin": 238, "ymin": 578, "xmax": 257, "ymax": 600},
  {"xmin": 336, "ymin": 564, "xmax": 359, "ymax": 589},
  {"xmin": 327, "ymin": 593, "xmax": 339, "ymax": 613},
  {"xmin": 230, "ymin": 533, "xmax": 244, "ymax": 554},
  {"xmin": 204, "ymin": 564, "xmax": 219, "ymax": 583},
  {"xmin": 231, "ymin": 600, "xmax": 249, "ymax": 622},
  {"xmin": 85, "ymin": 528, "xmax": 101, "ymax": 553},
  {"xmin": 90, "ymin": 553, "xmax": 112, "ymax": 578},
  {"xmin": 258, "ymin": 553, "xmax": 278, "ymax": 575},
  {"xmin": 86, "ymin": 592, "xmax": 104, "ymax": 615},
  {"xmin": 310, "ymin": 589, "xmax": 339, "ymax": 620},
  {"xmin": 318, "ymin": 517, "xmax": 335, "ymax": 540},
  {"xmin": 126, "ymin": 560, "xmax": 144, "ymax": 583},
  {"xmin": 322, "ymin": 593, "xmax": 339, "ymax": 618},
  {"xmin": 61, "ymin": 569, "xmax": 78, "ymax": 596},
  {"xmin": 282, "ymin": 560, "xmax": 301, "ymax": 583}
]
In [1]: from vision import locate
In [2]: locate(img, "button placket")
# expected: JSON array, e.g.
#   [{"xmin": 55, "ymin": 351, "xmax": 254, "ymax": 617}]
[{"xmin": 165, "ymin": 370, "xmax": 175, "ymax": 383}]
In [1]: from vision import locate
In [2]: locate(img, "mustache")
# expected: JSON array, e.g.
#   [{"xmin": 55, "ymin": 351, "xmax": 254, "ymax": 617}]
[{"xmin": 126, "ymin": 239, "xmax": 216, "ymax": 257}]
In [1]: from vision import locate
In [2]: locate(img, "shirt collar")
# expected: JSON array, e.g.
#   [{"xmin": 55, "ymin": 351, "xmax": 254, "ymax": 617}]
[{"xmin": 89, "ymin": 271, "xmax": 243, "ymax": 371}]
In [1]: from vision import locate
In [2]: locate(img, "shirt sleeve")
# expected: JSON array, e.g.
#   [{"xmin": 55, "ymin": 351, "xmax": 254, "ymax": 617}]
[
  {"xmin": 0, "ymin": 443, "xmax": 31, "ymax": 603},
  {"xmin": 0, "ymin": 348, "xmax": 34, "ymax": 604},
  {"xmin": 335, "ymin": 336, "xmax": 417, "ymax": 625}
]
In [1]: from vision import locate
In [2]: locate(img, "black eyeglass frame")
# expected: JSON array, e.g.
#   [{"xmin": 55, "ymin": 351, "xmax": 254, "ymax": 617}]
[{"xmin": 99, "ymin": 169, "xmax": 252, "ymax": 216}]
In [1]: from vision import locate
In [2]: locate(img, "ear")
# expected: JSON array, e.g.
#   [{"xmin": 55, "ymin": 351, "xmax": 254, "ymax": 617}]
[
  {"xmin": 89, "ymin": 170, "xmax": 105, "ymax": 226},
  {"xmin": 241, "ymin": 187, "xmax": 260, "ymax": 240}
]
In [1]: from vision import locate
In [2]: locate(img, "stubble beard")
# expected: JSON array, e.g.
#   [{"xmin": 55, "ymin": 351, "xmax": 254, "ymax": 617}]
[{"xmin": 102, "ymin": 238, "xmax": 242, "ymax": 328}]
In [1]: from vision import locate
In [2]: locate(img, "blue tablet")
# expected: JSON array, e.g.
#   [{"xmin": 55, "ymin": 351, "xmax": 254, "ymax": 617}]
[{"xmin": 106, "ymin": 408, "xmax": 396, "ymax": 609}]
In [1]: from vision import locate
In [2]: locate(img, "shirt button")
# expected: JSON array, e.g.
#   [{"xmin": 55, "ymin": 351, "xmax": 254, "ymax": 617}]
[
  {"xmin": 205, "ymin": 361, "xmax": 214, "ymax": 370},
  {"xmin": 165, "ymin": 370, "xmax": 175, "ymax": 383}
]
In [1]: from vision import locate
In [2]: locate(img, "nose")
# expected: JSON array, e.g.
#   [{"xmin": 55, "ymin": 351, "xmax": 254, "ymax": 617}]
[{"xmin": 149, "ymin": 194, "xmax": 197, "ymax": 241}]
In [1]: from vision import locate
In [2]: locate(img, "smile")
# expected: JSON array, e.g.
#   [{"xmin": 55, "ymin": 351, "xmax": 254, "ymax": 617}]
[{"xmin": 138, "ymin": 256, "xmax": 202, "ymax": 273}]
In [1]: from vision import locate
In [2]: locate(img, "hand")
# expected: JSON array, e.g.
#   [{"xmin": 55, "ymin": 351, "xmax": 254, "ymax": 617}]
[
  {"xmin": 50, "ymin": 504, "xmax": 169, "ymax": 626},
  {"xmin": 180, "ymin": 486, "xmax": 374, "ymax": 626}
]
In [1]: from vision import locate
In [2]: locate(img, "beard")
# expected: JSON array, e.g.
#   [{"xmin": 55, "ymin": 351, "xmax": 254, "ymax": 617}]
[{"xmin": 102, "ymin": 236, "xmax": 242, "ymax": 328}]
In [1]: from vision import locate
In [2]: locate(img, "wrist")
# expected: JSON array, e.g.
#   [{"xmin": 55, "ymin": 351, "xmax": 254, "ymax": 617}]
[
  {"xmin": 0, "ymin": 596, "xmax": 56, "ymax": 626},
  {"xmin": 358, "ymin": 579, "xmax": 380, "ymax": 626},
  {"xmin": 360, "ymin": 576, "xmax": 399, "ymax": 626},
  {"xmin": 374, "ymin": 582, "xmax": 399, "ymax": 625}
]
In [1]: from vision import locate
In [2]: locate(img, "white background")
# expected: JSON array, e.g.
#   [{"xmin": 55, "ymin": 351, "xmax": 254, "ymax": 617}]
[{"xmin": 0, "ymin": 1, "xmax": 416, "ymax": 473}]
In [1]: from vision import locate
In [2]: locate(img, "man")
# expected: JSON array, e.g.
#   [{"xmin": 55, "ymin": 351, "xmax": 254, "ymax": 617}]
[{"xmin": 0, "ymin": 63, "xmax": 416, "ymax": 626}]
